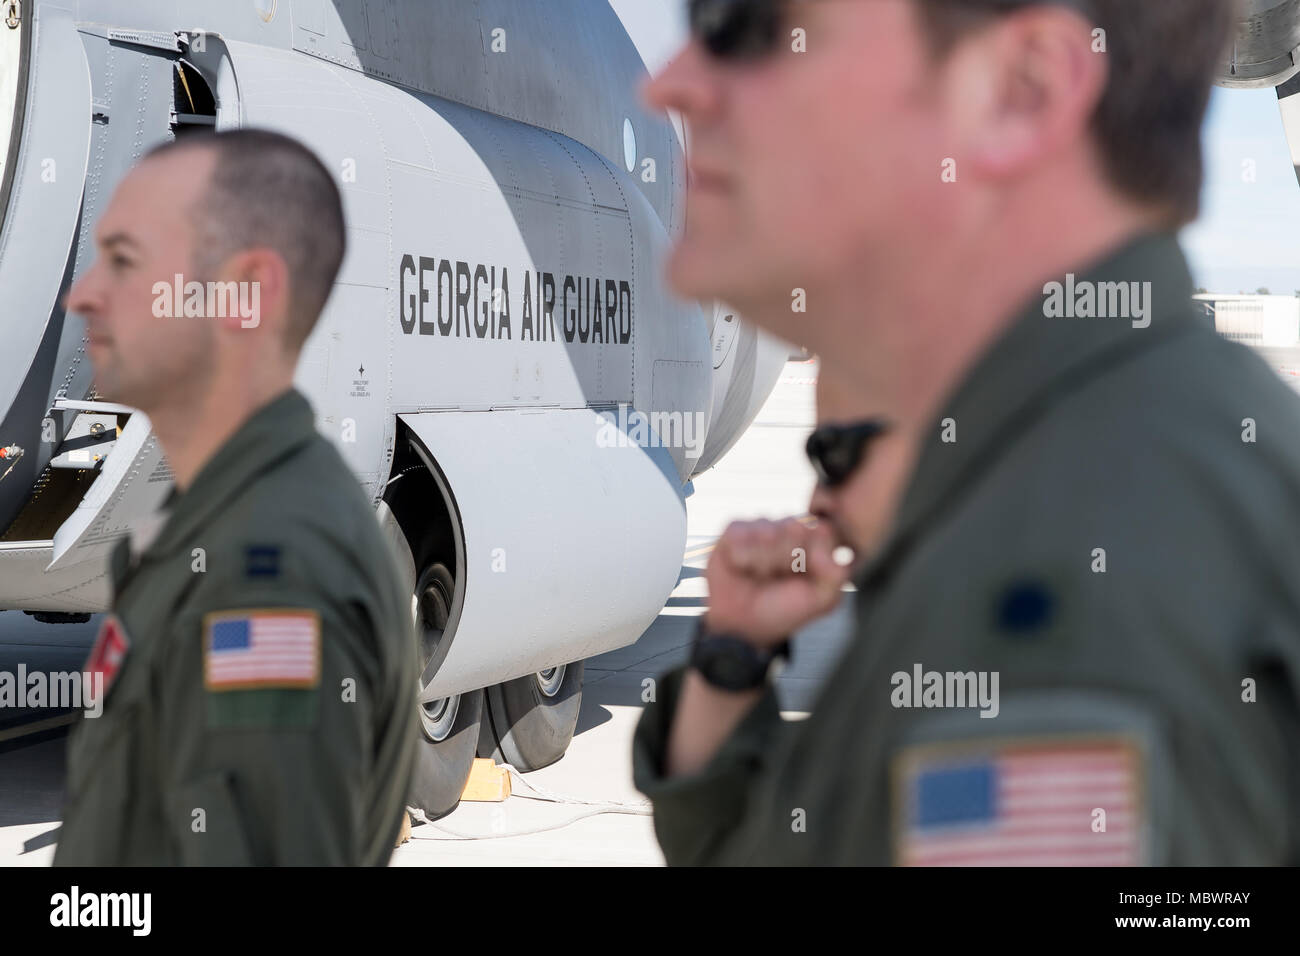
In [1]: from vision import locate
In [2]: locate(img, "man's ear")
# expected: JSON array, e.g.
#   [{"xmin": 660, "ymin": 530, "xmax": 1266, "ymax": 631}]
[
  {"xmin": 944, "ymin": 8, "xmax": 1106, "ymax": 182},
  {"xmin": 212, "ymin": 247, "xmax": 289, "ymax": 334}
]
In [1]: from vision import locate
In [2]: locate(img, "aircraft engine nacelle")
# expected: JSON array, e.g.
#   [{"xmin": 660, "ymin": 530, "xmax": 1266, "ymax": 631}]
[
  {"xmin": 1219, "ymin": 0, "xmax": 1300, "ymax": 88},
  {"xmin": 401, "ymin": 408, "xmax": 685, "ymax": 697},
  {"xmin": 693, "ymin": 305, "xmax": 791, "ymax": 477}
]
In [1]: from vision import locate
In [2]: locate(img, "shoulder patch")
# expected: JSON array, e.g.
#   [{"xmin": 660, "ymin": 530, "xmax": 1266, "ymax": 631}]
[
  {"xmin": 893, "ymin": 736, "xmax": 1144, "ymax": 866},
  {"xmin": 203, "ymin": 609, "xmax": 321, "ymax": 692},
  {"xmin": 85, "ymin": 614, "xmax": 132, "ymax": 700}
]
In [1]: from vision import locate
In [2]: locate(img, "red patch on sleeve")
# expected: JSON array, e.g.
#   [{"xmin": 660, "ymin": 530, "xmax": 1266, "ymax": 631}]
[{"xmin": 85, "ymin": 614, "xmax": 131, "ymax": 698}]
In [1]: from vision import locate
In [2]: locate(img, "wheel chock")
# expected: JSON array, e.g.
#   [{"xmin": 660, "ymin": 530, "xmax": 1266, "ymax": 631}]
[{"xmin": 459, "ymin": 758, "xmax": 512, "ymax": 802}]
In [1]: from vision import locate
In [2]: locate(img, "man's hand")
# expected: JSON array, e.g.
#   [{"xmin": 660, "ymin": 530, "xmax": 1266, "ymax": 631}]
[
  {"xmin": 663, "ymin": 518, "xmax": 849, "ymax": 779},
  {"xmin": 706, "ymin": 518, "xmax": 850, "ymax": 645}
]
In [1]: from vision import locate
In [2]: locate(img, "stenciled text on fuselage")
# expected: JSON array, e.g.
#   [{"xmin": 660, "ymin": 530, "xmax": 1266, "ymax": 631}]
[{"xmin": 398, "ymin": 254, "xmax": 632, "ymax": 345}]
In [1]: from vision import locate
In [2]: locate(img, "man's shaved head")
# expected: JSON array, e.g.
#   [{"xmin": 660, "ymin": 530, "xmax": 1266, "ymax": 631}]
[{"xmin": 145, "ymin": 128, "xmax": 347, "ymax": 351}]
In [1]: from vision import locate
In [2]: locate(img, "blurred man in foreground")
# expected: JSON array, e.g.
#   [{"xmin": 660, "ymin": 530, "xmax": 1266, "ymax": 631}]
[
  {"xmin": 56, "ymin": 130, "xmax": 417, "ymax": 865},
  {"xmin": 634, "ymin": 0, "xmax": 1300, "ymax": 864}
]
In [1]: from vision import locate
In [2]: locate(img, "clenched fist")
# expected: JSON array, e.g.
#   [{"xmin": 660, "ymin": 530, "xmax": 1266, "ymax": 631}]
[{"xmin": 705, "ymin": 518, "xmax": 850, "ymax": 646}]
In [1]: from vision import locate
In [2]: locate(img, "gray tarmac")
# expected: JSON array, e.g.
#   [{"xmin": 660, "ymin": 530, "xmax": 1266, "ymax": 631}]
[{"xmin": 1255, "ymin": 344, "xmax": 1300, "ymax": 391}]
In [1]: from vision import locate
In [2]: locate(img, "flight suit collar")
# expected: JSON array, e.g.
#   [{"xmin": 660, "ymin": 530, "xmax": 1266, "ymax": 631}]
[
  {"xmin": 857, "ymin": 232, "xmax": 1198, "ymax": 590},
  {"xmin": 139, "ymin": 388, "xmax": 319, "ymax": 567}
]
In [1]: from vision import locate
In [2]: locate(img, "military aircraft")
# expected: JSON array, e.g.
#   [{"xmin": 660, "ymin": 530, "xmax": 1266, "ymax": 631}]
[
  {"xmin": 1221, "ymin": 0, "xmax": 1300, "ymax": 184},
  {"xmin": 0, "ymin": 0, "xmax": 789, "ymax": 817}
]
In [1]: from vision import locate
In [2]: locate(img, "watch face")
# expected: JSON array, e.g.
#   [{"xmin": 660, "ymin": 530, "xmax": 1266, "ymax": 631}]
[
  {"xmin": 713, "ymin": 654, "xmax": 754, "ymax": 687},
  {"xmin": 695, "ymin": 635, "xmax": 766, "ymax": 691}
]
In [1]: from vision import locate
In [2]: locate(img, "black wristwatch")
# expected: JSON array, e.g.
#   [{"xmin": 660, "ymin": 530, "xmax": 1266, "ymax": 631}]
[{"xmin": 689, "ymin": 619, "xmax": 791, "ymax": 692}]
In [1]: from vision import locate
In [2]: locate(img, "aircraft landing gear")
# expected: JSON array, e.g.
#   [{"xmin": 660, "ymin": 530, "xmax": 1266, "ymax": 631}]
[
  {"xmin": 407, "ymin": 562, "xmax": 482, "ymax": 819},
  {"xmin": 480, "ymin": 660, "xmax": 584, "ymax": 772}
]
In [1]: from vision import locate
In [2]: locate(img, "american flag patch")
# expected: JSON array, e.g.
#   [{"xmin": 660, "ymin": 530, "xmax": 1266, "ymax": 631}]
[
  {"xmin": 203, "ymin": 609, "xmax": 321, "ymax": 691},
  {"xmin": 894, "ymin": 739, "xmax": 1143, "ymax": 866}
]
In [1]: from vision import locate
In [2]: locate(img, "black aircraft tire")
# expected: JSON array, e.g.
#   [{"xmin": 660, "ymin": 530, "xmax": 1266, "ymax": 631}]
[
  {"xmin": 482, "ymin": 661, "xmax": 584, "ymax": 772},
  {"xmin": 407, "ymin": 560, "xmax": 480, "ymax": 819},
  {"xmin": 408, "ymin": 688, "xmax": 482, "ymax": 819}
]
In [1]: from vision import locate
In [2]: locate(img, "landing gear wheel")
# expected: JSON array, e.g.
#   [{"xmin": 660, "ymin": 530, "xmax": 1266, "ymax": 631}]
[
  {"xmin": 407, "ymin": 562, "xmax": 480, "ymax": 819},
  {"xmin": 409, "ymin": 689, "xmax": 481, "ymax": 819},
  {"xmin": 481, "ymin": 660, "xmax": 584, "ymax": 772}
]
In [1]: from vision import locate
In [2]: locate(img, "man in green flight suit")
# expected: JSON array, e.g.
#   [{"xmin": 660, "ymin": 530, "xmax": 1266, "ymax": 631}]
[
  {"xmin": 55, "ymin": 129, "xmax": 417, "ymax": 865},
  {"xmin": 632, "ymin": 1, "xmax": 1300, "ymax": 864}
]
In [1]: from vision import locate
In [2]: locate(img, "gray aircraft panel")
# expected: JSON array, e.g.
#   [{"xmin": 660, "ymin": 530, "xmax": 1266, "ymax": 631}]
[
  {"xmin": 298, "ymin": 281, "xmax": 390, "ymax": 498},
  {"xmin": 0, "ymin": 4, "xmax": 89, "ymax": 421},
  {"xmin": 48, "ymin": 412, "xmax": 172, "ymax": 571},
  {"xmin": 0, "ymin": 539, "xmax": 111, "ymax": 611},
  {"xmin": 57, "ymin": 1, "xmax": 682, "ymax": 234},
  {"xmin": 282, "ymin": 0, "xmax": 683, "ymax": 236},
  {"xmin": 1220, "ymin": 0, "xmax": 1300, "ymax": 88},
  {"xmin": 401, "ymin": 405, "xmax": 686, "ymax": 698},
  {"xmin": 211, "ymin": 31, "xmax": 705, "ymax": 437}
]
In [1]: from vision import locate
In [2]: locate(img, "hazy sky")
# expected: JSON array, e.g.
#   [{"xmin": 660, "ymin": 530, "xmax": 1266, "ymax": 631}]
[
  {"xmin": 1184, "ymin": 87, "xmax": 1300, "ymax": 295},
  {"xmin": 610, "ymin": 2, "xmax": 1300, "ymax": 296},
  {"xmin": 609, "ymin": 0, "xmax": 687, "ymax": 74}
]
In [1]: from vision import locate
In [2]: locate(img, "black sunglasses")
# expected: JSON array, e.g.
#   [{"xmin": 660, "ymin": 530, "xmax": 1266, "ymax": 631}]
[
  {"xmin": 806, "ymin": 419, "xmax": 890, "ymax": 488},
  {"xmin": 688, "ymin": 0, "xmax": 786, "ymax": 62},
  {"xmin": 687, "ymin": 0, "xmax": 1084, "ymax": 63}
]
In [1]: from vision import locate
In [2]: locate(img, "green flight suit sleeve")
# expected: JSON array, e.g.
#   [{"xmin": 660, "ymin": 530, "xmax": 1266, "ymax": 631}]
[
  {"xmin": 631, "ymin": 665, "xmax": 786, "ymax": 865},
  {"xmin": 156, "ymin": 577, "xmax": 386, "ymax": 866}
]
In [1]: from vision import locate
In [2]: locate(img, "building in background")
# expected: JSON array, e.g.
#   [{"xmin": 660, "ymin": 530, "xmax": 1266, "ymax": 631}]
[{"xmin": 1194, "ymin": 294, "xmax": 1300, "ymax": 347}]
